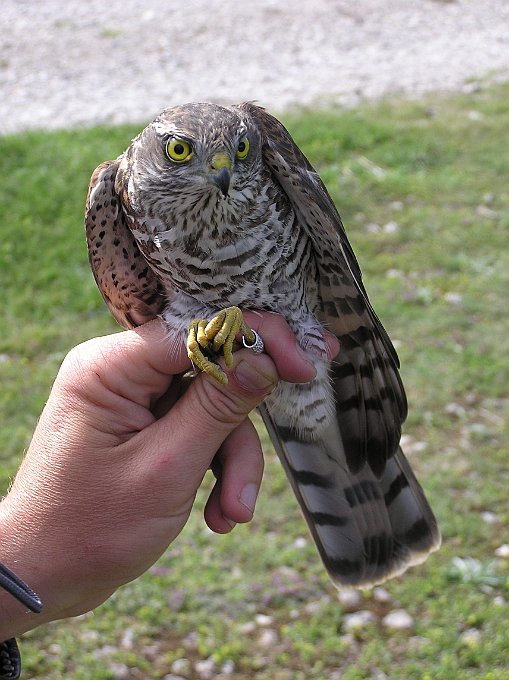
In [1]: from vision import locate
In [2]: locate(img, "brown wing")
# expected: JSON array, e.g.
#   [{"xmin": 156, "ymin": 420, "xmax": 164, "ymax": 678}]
[
  {"xmin": 238, "ymin": 102, "xmax": 407, "ymax": 478},
  {"xmin": 240, "ymin": 103, "xmax": 439, "ymax": 589},
  {"xmin": 85, "ymin": 160, "xmax": 166, "ymax": 329}
]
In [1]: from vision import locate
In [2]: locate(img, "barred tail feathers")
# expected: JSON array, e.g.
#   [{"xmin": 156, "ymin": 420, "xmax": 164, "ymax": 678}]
[{"xmin": 259, "ymin": 404, "xmax": 441, "ymax": 590}]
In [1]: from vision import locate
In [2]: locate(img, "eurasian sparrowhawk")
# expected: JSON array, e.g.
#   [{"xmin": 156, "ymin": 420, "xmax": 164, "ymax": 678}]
[{"xmin": 85, "ymin": 102, "xmax": 440, "ymax": 590}]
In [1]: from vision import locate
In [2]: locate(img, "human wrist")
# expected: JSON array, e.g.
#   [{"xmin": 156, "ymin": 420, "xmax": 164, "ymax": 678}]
[
  {"xmin": 0, "ymin": 520, "xmax": 44, "ymax": 680},
  {"xmin": 0, "ymin": 499, "xmax": 48, "ymax": 639},
  {"xmin": 0, "ymin": 590, "xmax": 40, "ymax": 641}
]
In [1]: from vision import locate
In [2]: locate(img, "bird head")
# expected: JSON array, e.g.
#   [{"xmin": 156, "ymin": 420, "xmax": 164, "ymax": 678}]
[{"xmin": 119, "ymin": 103, "xmax": 263, "ymax": 208}]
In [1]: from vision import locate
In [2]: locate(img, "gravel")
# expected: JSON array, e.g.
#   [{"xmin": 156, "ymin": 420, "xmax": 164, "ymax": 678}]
[{"xmin": 2, "ymin": 0, "xmax": 509, "ymax": 134}]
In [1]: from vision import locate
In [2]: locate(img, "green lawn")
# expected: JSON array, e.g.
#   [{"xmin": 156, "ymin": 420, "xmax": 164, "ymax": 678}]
[{"xmin": 1, "ymin": 82, "xmax": 509, "ymax": 679}]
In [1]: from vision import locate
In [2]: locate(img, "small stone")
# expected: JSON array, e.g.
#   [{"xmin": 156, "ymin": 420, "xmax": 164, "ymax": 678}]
[
  {"xmin": 476, "ymin": 205, "xmax": 498, "ymax": 218},
  {"xmin": 277, "ymin": 565, "xmax": 300, "ymax": 579},
  {"xmin": 171, "ymin": 658, "xmax": 191, "ymax": 675},
  {"xmin": 195, "ymin": 657, "xmax": 215, "ymax": 679},
  {"xmin": 304, "ymin": 600, "xmax": 322, "ymax": 614},
  {"xmin": 81, "ymin": 630, "xmax": 99, "ymax": 642},
  {"xmin": 444, "ymin": 292, "xmax": 463, "ymax": 305},
  {"xmin": 165, "ymin": 675, "xmax": 187, "ymax": 680},
  {"xmin": 294, "ymin": 536, "xmax": 307, "ymax": 548},
  {"xmin": 92, "ymin": 645, "xmax": 116, "ymax": 659},
  {"xmin": 220, "ymin": 659, "xmax": 235, "ymax": 675},
  {"xmin": 461, "ymin": 628, "xmax": 481, "ymax": 645},
  {"xmin": 110, "ymin": 664, "xmax": 130, "ymax": 680},
  {"xmin": 342, "ymin": 610, "xmax": 378, "ymax": 632},
  {"xmin": 121, "ymin": 627, "xmax": 135, "ymax": 649},
  {"xmin": 479, "ymin": 408, "xmax": 504, "ymax": 425},
  {"xmin": 258, "ymin": 629, "xmax": 278, "ymax": 647},
  {"xmin": 255, "ymin": 614, "xmax": 274, "ymax": 626},
  {"xmin": 239, "ymin": 621, "xmax": 257, "ymax": 634},
  {"xmin": 495, "ymin": 544, "xmax": 509, "ymax": 558},
  {"xmin": 383, "ymin": 221, "xmax": 399, "ymax": 234},
  {"xmin": 409, "ymin": 441, "xmax": 428, "ymax": 453},
  {"xmin": 373, "ymin": 587, "xmax": 392, "ymax": 605},
  {"xmin": 389, "ymin": 201, "xmax": 404, "ymax": 210},
  {"xmin": 493, "ymin": 596, "xmax": 506, "ymax": 606},
  {"xmin": 339, "ymin": 633, "xmax": 357, "ymax": 648},
  {"xmin": 382, "ymin": 609, "xmax": 414, "ymax": 631},
  {"xmin": 481, "ymin": 512, "xmax": 499, "ymax": 524},
  {"xmin": 445, "ymin": 402, "xmax": 466, "ymax": 419},
  {"xmin": 338, "ymin": 590, "xmax": 363, "ymax": 611},
  {"xmin": 183, "ymin": 631, "xmax": 199, "ymax": 648},
  {"xmin": 252, "ymin": 656, "xmax": 269, "ymax": 670},
  {"xmin": 142, "ymin": 643, "xmax": 159, "ymax": 659}
]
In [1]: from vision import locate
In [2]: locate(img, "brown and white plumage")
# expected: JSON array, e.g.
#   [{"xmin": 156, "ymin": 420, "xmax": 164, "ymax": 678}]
[{"xmin": 85, "ymin": 102, "xmax": 440, "ymax": 590}]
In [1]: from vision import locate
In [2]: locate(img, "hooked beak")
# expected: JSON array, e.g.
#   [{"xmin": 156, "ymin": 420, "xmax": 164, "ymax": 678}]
[{"xmin": 209, "ymin": 152, "xmax": 231, "ymax": 198}]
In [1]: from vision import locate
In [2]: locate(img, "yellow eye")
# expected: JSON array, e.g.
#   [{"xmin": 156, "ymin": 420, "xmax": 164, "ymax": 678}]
[
  {"xmin": 236, "ymin": 137, "xmax": 250, "ymax": 160},
  {"xmin": 166, "ymin": 137, "xmax": 193, "ymax": 163}
]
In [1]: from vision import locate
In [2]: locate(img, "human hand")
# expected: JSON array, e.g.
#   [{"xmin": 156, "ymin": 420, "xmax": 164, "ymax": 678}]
[{"xmin": 0, "ymin": 313, "xmax": 338, "ymax": 637}]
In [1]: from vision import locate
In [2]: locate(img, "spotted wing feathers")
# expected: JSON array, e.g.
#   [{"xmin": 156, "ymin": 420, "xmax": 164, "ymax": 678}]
[{"xmin": 85, "ymin": 160, "xmax": 166, "ymax": 329}]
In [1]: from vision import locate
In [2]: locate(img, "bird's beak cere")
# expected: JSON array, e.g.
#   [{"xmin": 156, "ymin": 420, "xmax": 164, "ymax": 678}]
[{"xmin": 209, "ymin": 152, "xmax": 232, "ymax": 198}]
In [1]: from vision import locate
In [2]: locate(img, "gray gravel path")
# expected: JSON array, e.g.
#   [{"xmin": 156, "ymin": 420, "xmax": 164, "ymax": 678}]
[{"xmin": 1, "ymin": 0, "xmax": 509, "ymax": 134}]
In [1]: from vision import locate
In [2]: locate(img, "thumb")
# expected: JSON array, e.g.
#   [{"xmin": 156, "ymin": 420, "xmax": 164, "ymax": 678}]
[{"xmin": 132, "ymin": 348, "xmax": 279, "ymax": 498}]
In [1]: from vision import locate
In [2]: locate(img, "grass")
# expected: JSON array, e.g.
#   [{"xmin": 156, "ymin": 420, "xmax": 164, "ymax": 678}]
[{"xmin": 1, "ymin": 82, "xmax": 509, "ymax": 679}]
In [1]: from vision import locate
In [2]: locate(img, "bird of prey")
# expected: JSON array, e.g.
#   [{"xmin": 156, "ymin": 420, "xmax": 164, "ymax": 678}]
[{"xmin": 85, "ymin": 102, "xmax": 440, "ymax": 590}]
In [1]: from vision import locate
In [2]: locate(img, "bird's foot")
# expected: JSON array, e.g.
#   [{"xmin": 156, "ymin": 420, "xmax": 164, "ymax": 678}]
[{"xmin": 187, "ymin": 306, "xmax": 256, "ymax": 385}]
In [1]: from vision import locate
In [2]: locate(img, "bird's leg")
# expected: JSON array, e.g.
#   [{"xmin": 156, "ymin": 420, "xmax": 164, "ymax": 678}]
[{"xmin": 187, "ymin": 306, "xmax": 255, "ymax": 385}]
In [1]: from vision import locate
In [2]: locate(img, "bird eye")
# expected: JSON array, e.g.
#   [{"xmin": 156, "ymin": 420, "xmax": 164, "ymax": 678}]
[
  {"xmin": 236, "ymin": 137, "xmax": 250, "ymax": 160},
  {"xmin": 166, "ymin": 137, "xmax": 194, "ymax": 163}
]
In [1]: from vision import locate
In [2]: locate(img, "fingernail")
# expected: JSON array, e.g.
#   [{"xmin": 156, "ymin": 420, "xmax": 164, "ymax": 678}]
[
  {"xmin": 234, "ymin": 360, "xmax": 275, "ymax": 390},
  {"xmin": 223, "ymin": 516, "xmax": 237, "ymax": 530},
  {"xmin": 321, "ymin": 330, "xmax": 341, "ymax": 359},
  {"xmin": 238, "ymin": 483, "xmax": 258, "ymax": 515}
]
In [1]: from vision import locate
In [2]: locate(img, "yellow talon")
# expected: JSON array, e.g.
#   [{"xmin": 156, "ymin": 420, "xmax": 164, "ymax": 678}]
[
  {"xmin": 241, "ymin": 323, "xmax": 256, "ymax": 346},
  {"xmin": 187, "ymin": 306, "xmax": 252, "ymax": 384},
  {"xmin": 187, "ymin": 320, "xmax": 229, "ymax": 384},
  {"xmin": 195, "ymin": 319, "xmax": 209, "ymax": 347}
]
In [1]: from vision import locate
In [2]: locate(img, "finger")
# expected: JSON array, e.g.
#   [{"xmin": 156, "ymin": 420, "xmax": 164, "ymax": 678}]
[
  {"xmin": 203, "ymin": 478, "xmax": 233, "ymax": 534},
  {"xmin": 242, "ymin": 311, "xmax": 339, "ymax": 383},
  {"xmin": 321, "ymin": 329, "xmax": 341, "ymax": 359},
  {"xmin": 130, "ymin": 348, "xmax": 278, "ymax": 510},
  {"xmin": 150, "ymin": 373, "xmax": 190, "ymax": 419},
  {"xmin": 204, "ymin": 418, "xmax": 264, "ymax": 532}
]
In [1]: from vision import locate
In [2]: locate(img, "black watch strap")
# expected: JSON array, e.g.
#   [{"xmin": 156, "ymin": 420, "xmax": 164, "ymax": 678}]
[
  {"xmin": 0, "ymin": 562, "xmax": 42, "ymax": 614},
  {"xmin": 0, "ymin": 639, "xmax": 20, "ymax": 680},
  {"xmin": 0, "ymin": 560, "xmax": 43, "ymax": 680}
]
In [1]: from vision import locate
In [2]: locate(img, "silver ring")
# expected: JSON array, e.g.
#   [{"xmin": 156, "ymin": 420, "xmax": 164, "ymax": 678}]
[{"xmin": 242, "ymin": 329, "xmax": 264, "ymax": 354}]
